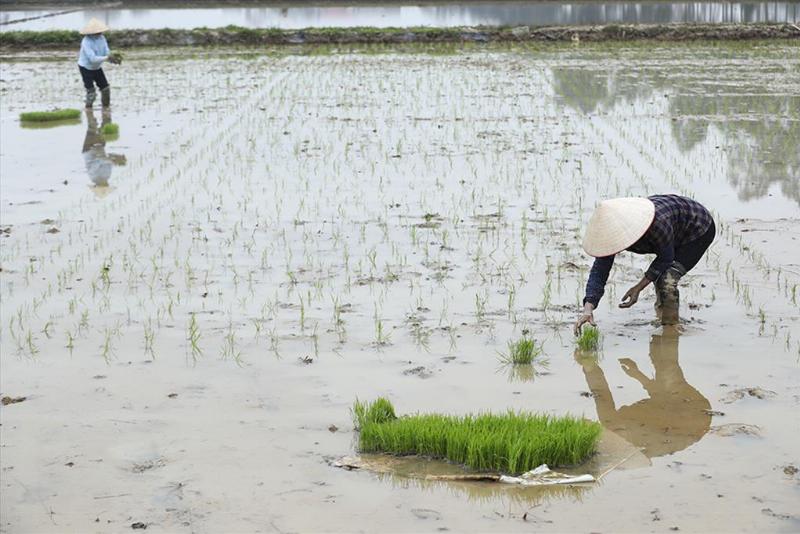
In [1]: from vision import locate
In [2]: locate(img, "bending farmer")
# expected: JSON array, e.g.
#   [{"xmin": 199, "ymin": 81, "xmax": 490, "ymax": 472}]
[
  {"xmin": 574, "ymin": 195, "xmax": 715, "ymax": 332},
  {"xmin": 77, "ymin": 18, "xmax": 120, "ymax": 108}
]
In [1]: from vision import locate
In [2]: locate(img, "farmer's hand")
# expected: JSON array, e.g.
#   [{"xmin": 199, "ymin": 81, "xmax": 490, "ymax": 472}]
[
  {"xmin": 574, "ymin": 303, "xmax": 596, "ymax": 336},
  {"xmin": 620, "ymin": 276, "xmax": 652, "ymax": 309},
  {"xmin": 619, "ymin": 286, "xmax": 641, "ymax": 308},
  {"xmin": 108, "ymin": 53, "xmax": 123, "ymax": 65}
]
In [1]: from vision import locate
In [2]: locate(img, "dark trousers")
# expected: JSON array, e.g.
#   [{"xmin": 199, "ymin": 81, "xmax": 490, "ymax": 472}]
[
  {"xmin": 79, "ymin": 66, "xmax": 109, "ymax": 91},
  {"xmin": 674, "ymin": 221, "xmax": 716, "ymax": 273}
]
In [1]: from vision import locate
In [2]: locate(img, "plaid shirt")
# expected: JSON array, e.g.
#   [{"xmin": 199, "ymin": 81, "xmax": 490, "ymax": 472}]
[{"xmin": 583, "ymin": 195, "xmax": 713, "ymax": 307}]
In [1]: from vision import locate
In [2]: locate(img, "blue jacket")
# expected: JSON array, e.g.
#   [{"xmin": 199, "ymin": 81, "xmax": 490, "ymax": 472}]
[{"xmin": 78, "ymin": 35, "xmax": 110, "ymax": 70}]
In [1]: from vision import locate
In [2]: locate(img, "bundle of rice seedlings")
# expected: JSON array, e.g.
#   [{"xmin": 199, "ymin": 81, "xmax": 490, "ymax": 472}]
[
  {"xmin": 576, "ymin": 326, "xmax": 601, "ymax": 351},
  {"xmin": 20, "ymin": 109, "xmax": 81, "ymax": 122},
  {"xmin": 352, "ymin": 398, "xmax": 601, "ymax": 474}
]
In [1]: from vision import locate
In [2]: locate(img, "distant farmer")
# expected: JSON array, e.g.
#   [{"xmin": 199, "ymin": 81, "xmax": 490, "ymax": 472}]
[
  {"xmin": 574, "ymin": 194, "xmax": 715, "ymax": 332},
  {"xmin": 77, "ymin": 18, "xmax": 121, "ymax": 108}
]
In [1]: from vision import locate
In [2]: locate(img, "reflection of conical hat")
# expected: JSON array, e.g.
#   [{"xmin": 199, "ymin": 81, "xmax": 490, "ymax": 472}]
[
  {"xmin": 80, "ymin": 18, "xmax": 109, "ymax": 35},
  {"xmin": 90, "ymin": 185, "xmax": 115, "ymax": 199},
  {"xmin": 582, "ymin": 197, "xmax": 655, "ymax": 257}
]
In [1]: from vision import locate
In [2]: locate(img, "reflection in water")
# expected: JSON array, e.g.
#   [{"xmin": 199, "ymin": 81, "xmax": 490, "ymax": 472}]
[
  {"xmin": 670, "ymin": 95, "xmax": 800, "ymax": 204},
  {"xmin": 576, "ymin": 329, "xmax": 711, "ymax": 457},
  {"xmin": 377, "ymin": 469, "xmax": 590, "ymax": 506},
  {"xmin": 2, "ymin": 2, "xmax": 798, "ymax": 31},
  {"xmin": 364, "ymin": 453, "xmax": 591, "ymax": 506},
  {"xmin": 82, "ymin": 109, "xmax": 125, "ymax": 198},
  {"xmin": 550, "ymin": 66, "xmax": 800, "ymax": 205},
  {"xmin": 498, "ymin": 358, "xmax": 550, "ymax": 383}
]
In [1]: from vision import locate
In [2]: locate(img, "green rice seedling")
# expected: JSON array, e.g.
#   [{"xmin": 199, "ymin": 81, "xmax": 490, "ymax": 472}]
[
  {"xmin": 19, "ymin": 109, "xmax": 81, "ymax": 122},
  {"xmin": 352, "ymin": 398, "xmax": 601, "ymax": 474},
  {"xmin": 498, "ymin": 336, "xmax": 542, "ymax": 365},
  {"xmin": 576, "ymin": 326, "xmax": 601, "ymax": 351},
  {"xmin": 187, "ymin": 313, "xmax": 202, "ymax": 361},
  {"xmin": 352, "ymin": 397, "xmax": 397, "ymax": 429},
  {"xmin": 101, "ymin": 122, "xmax": 120, "ymax": 140}
]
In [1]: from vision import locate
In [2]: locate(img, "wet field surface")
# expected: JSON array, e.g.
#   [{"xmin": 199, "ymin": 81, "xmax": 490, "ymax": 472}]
[
  {"xmin": 1, "ymin": 42, "xmax": 799, "ymax": 532},
  {"xmin": 2, "ymin": 1, "xmax": 799, "ymax": 30}
]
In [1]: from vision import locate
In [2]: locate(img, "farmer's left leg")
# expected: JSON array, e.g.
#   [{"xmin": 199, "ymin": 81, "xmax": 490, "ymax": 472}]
[
  {"xmin": 79, "ymin": 66, "xmax": 96, "ymax": 108},
  {"xmin": 95, "ymin": 69, "xmax": 111, "ymax": 107},
  {"xmin": 655, "ymin": 221, "xmax": 716, "ymax": 325}
]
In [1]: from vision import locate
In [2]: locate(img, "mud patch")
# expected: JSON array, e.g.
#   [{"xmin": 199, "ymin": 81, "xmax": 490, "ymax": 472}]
[
  {"xmin": 131, "ymin": 457, "xmax": 167, "ymax": 474},
  {"xmin": 1, "ymin": 396, "xmax": 27, "ymax": 405}
]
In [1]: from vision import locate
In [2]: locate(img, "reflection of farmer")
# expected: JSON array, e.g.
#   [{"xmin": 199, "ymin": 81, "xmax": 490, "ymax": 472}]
[
  {"xmin": 576, "ymin": 330, "xmax": 711, "ymax": 457},
  {"xmin": 83, "ymin": 109, "xmax": 125, "ymax": 195},
  {"xmin": 574, "ymin": 195, "xmax": 715, "ymax": 330},
  {"xmin": 77, "ymin": 18, "xmax": 120, "ymax": 108}
]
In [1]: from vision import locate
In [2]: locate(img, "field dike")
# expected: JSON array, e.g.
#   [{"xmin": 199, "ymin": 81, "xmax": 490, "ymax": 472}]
[{"xmin": 1, "ymin": 23, "xmax": 799, "ymax": 49}]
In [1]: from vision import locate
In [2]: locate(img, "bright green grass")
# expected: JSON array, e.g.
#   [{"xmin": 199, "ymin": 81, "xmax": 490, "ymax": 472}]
[
  {"xmin": 101, "ymin": 123, "xmax": 119, "ymax": 136},
  {"xmin": 498, "ymin": 337, "xmax": 542, "ymax": 365},
  {"xmin": 352, "ymin": 398, "xmax": 602, "ymax": 474},
  {"xmin": 577, "ymin": 326, "xmax": 601, "ymax": 351},
  {"xmin": 20, "ymin": 109, "xmax": 81, "ymax": 122}
]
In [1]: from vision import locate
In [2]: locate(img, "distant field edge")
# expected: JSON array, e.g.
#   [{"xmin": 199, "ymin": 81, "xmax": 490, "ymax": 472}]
[{"xmin": 1, "ymin": 23, "xmax": 798, "ymax": 49}]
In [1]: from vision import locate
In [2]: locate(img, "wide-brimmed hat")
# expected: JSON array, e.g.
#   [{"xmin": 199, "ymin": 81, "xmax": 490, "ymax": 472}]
[
  {"xmin": 80, "ymin": 18, "xmax": 109, "ymax": 35},
  {"xmin": 581, "ymin": 197, "xmax": 655, "ymax": 257}
]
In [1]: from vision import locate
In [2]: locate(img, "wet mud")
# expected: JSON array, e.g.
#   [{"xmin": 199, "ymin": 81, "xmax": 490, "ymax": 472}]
[{"xmin": 1, "ymin": 42, "xmax": 799, "ymax": 532}]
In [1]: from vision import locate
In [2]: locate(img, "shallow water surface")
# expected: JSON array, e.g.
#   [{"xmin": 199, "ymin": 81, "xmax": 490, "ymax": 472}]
[
  {"xmin": 1, "ymin": 43, "xmax": 799, "ymax": 532},
  {"xmin": 1, "ymin": 1, "xmax": 799, "ymax": 30}
]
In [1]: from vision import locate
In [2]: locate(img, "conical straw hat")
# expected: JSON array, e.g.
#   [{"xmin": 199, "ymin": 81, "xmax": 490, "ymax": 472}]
[
  {"xmin": 582, "ymin": 197, "xmax": 655, "ymax": 257},
  {"xmin": 80, "ymin": 18, "xmax": 109, "ymax": 35}
]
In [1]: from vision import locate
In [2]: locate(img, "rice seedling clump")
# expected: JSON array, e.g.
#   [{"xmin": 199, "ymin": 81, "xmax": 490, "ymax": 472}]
[
  {"xmin": 19, "ymin": 109, "xmax": 81, "ymax": 122},
  {"xmin": 499, "ymin": 336, "xmax": 542, "ymax": 365},
  {"xmin": 353, "ymin": 398, "xmax": 602, "ymax": 474},
  {"xmin": 577, "ymin": 326, "xmax": 601, "ymax": 351},
  {"xmin": 101, "ymin": 122, "xmax": 120, "ymax": 137}
]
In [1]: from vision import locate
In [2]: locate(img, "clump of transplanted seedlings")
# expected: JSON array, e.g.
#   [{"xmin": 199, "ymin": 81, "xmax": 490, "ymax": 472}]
[
  {"xmin": 101, "ymin": 122, "xmax": 119, "ymax": 140},
  {"xmin": 576, "ymin": 326, "xmax": 601, "ymax": 351},
  {"xmin": 19, "ymin": 109, "xmax": 80, "ymax": 122},
  {"xmin": 352, "ymin": 398, "xmax": 601, "ymax": 474},
  {"xmin": 498, "ymin": 336, "xmax": 542, "ymax": 365}
]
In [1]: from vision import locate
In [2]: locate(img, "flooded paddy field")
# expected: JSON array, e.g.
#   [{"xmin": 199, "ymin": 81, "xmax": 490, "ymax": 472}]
[{"xmin": 1, "ymin": 41, "xmax": 799, "ymax": 532}]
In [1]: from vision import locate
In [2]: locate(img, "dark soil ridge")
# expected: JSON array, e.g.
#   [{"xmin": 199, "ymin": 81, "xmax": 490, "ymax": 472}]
[{"xmin": 1, "ymin": 23, "xmax": 799, "ymax": 49}]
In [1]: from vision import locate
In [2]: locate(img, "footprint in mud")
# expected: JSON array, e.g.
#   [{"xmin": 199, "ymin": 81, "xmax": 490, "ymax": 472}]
[
  {"xmin": 411, "ymin": 508, "xmax": 442, "ymax": 520},
  {"xmin": 709, "ymin": 424, "xmax": 762, "ymax": 437},
  {"xmin": 131, "ymin": 457, "xmax": 167, "ymax": 473},
  {"xmin": 761, "ymin": 508, "xmax": 796, "ymax": 521},
  {"xmin": 720, "ymin": 387, "xmax": 776, "ymax": 404},
  {"xmin": 403, "ymin": 366, "xmax": 433, "ymax": 379}
]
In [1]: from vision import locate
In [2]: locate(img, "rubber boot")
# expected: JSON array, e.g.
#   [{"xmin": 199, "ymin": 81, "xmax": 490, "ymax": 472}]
[
  {"xmin": 101, "ymin": 86, "xmax": 111, "ymax": 108},
  {"xmin": 655, "ymin": 262, "xmax": 686, "ymax": 325},
  {"xmin": 85, "ymin": 88, "xmax": 96, "ymax": 108}
]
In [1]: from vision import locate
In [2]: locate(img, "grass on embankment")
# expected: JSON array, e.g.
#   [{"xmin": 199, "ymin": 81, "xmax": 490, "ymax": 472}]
[
  {"xmin": 1, "ymin": 24, "xmax": 798, "ymax": 49},
  {"xmin": 20, "ymin": 108, "xmax": 81, "ymax": 122},
  {"xmin": 352, "ymin": 398, "xmax": 602, "ymax": 474}
]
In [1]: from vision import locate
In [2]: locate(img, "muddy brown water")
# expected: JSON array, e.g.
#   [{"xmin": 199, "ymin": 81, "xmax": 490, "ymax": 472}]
[
  {"xmin": 1, "ymin": 43, "xmax": 799, "ymax": 532},
  {"xmin": 2, "ymin": 1, "xmax": 799, "ymax": 31}
]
